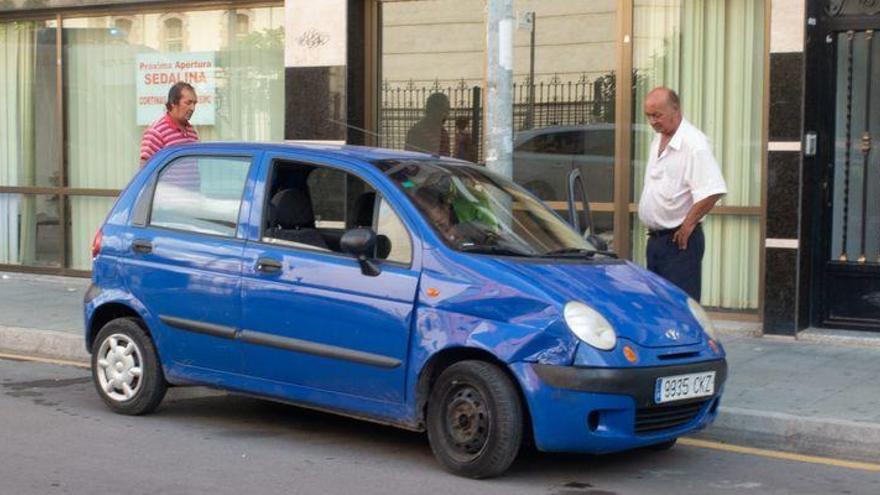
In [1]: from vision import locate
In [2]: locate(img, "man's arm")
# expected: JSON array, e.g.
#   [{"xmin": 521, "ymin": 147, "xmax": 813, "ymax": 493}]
[
  {"xmin": 139, "ymin": 127, "xmax": 162, "ymax": 168},
  {"xmin": 672, "ymin": 193, "xmax": 723, "ymax": 250}
]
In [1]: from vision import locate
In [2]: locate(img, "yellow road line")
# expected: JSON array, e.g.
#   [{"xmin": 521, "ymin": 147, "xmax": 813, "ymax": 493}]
[
  {"xmin": 0, "ymin": 352, "xmax": 89, "ymax": 369},
  {"xmin": 680, "ymin": 437, "xmax": 880, "ymax": 473}
]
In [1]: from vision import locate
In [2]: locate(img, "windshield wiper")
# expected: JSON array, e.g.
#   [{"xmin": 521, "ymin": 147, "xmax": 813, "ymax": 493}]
[
  {"xmin": 458, "ymin": 245, "xmax": 533, "ymax": 257},
  {"xmin": 540, "ymin": 247, "xmax": 618, "ymax": 259}
]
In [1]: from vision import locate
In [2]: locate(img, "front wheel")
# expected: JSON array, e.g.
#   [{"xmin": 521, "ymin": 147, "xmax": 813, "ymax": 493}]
[
  {"xmin": 91, "ymin": 317, "xmax": 167, "ymax": 415},
  {"xmin": 426, "ymin": 361, "xmax": 523, "ymax": 479}
]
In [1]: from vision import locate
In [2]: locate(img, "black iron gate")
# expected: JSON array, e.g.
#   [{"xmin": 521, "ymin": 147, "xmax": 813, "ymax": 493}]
[{"xmin": 817, "ymin": 5, "xmax": 880, "ymax": 329}]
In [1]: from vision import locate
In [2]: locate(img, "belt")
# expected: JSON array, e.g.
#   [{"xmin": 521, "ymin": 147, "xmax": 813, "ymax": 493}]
[
  {"xmin": 647, "ymin": 228, "xmax": 677, "ymax": 237},
  {"xmin": 647, "ymin": 224, "xmax": 701, "ymax": 237}
]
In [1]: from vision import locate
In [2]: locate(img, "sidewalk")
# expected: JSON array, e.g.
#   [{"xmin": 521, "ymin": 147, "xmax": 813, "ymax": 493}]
[{"xmin": 1, "ymin": 271, "xmax": 878, "ymax": 463}]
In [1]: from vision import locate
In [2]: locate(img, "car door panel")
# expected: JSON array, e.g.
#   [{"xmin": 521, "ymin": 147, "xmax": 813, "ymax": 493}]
[
  {"xmin": 121, "ymin": 153, "xmax": 257, "ymax": 375},
  {"xmin": 239, "ymin": 154, "xmax": 419, "ymax": 405}
]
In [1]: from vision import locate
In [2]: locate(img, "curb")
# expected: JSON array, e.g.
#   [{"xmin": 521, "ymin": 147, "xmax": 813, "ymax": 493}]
[
  {"xmin": 694, "ymin": 406, "xmax": 880, "ymax": 464},
  {"xmin": 0, "ymin": 326, "xmax": 89, "ymax": 364}
]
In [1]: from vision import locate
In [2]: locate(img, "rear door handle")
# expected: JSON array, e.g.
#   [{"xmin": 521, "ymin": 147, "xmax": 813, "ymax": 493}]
[
  {"xmin": 256, "ymin": 257, "xmax": 283, "ymax": 274},
  {"xmin": 131, "ymin": 239, "xmax": 152, "ymax": 254}
]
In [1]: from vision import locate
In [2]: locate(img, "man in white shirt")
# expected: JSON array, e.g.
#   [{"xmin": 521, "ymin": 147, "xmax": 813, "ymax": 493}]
[{"xmin": 637, "ymin": 87, "xmax": 727, "ymax": 300}]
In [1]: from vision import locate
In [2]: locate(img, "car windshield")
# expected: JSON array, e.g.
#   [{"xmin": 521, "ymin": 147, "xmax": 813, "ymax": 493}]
[{"xmin": 373, "ymin": 159, "xmax": 599, "ymax": 257}]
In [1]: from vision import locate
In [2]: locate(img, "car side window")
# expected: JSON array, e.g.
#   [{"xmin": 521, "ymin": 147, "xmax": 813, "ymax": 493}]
[
  {"xmin": 264, "ymin": 161, "xmax": 413, "ymax": 264},
  {"xmin": 149, "ymin": 155, "xmax": 251, "ymax": 237},
  {"xmin": 376, "ymin": 198, "xmax": 412, "ymax": 264}
]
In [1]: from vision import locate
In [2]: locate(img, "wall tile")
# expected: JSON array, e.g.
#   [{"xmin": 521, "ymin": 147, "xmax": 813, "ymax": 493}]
[
  {"xmin": 767, "ymin": 150, "xmax": 801, "ymax": 239},
  {"xmin": 764, "ymin": 247, "xmax": 798, "ymax": 335},
  {"xmin": 769, "ymin": 52, "xmax": 804, "ymax": 142}
]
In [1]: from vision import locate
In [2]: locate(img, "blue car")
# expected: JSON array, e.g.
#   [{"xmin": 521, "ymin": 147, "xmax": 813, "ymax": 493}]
[{"xmin": 85, "ymin": 143, "xmax": 726, "ymax": 478}]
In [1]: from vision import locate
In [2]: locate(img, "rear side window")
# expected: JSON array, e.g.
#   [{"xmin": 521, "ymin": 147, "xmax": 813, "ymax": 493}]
[{"xmin": 150, "ymin": 156, "xmax": 251, "ymax": 237}]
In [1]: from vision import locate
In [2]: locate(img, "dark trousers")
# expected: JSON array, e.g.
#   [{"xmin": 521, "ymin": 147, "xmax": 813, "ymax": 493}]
[{"xmin": 646, "ymin": 224, "xmax": 704, "ymax": 300}]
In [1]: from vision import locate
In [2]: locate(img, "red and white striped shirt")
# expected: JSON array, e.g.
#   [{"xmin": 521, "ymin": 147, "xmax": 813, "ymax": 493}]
[{"xmin": 139, "ymin": 113, "xmax": 199, "ymax": 165}]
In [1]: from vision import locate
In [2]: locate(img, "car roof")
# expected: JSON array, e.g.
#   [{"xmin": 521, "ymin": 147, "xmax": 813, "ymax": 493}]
[
  {"xmin": 157, "ymin": 141, "xmax": 455, "ymax": 163},
  {"xmin": 513, "ymin": 123, "xmax": 655, "ymax": 144}
]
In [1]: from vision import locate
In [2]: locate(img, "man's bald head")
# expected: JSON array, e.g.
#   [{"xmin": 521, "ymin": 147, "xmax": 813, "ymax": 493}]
[{"xmin": 644, "ymin": 86, "xmax": 682, "ymax": 137}]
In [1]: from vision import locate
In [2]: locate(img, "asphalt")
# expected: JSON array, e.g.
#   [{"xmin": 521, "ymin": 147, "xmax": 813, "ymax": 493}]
[{"xmin": 1, "ymin": 270, "xmax": 878, "ymax": 464}]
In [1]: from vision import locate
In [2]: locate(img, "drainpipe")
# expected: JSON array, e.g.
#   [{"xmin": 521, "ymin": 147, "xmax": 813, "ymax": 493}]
[{"xmin": 485, "ymin": 0, "xmax": 514, "ymax": 178}]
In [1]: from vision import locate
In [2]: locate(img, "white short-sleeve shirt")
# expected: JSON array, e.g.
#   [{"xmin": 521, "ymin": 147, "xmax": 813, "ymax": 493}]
[{"xmin": 637, "ymin": 119, "xmax": 727, "ymax": 231}]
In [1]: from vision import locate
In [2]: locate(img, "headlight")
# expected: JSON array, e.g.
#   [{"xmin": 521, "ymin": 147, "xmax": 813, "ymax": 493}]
[
  {"xmin": 687, "ymin": 298, "xmax": 717, "ymax": 340},
  {"xmin": 564, "ymin": 301, "xmax": 617, "ymax": 350}
]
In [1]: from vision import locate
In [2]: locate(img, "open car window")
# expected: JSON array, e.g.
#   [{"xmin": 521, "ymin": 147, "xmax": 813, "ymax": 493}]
[{"xmin": 262, "ymin": 160, "xmax": 412, "ymax": 264}]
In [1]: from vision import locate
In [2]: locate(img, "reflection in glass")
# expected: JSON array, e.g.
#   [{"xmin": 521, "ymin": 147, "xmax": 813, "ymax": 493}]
[
  {"xmin": 61, "ymin": 7, "xmax": 284, "ymax": 270},
  {"xmin": 511, "ymin": 1, "xmax": 618, "ymax": 247},
  {"xmin": 0, "ymin": 194, "xmax": 61, "ymax": 268},
  {"xmin": 63, "ymin": 7, "xmax": 285, "ymax": 191},
  {"xmin": 631, "ymin": 0, "xmax": 764, "ymax": 309},
  {"xmin": 70, "ymin": 196, "xmax": 116, "ymax": 270},
  {"xmin": 380, "ymin": 1, "xmax": 485, "ymax": 159}
]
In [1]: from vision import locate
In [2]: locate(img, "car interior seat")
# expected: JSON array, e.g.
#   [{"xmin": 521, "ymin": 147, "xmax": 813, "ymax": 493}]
[{"xmin": 267, "ymin": 188, "xmax": 330, "ymax": 250}]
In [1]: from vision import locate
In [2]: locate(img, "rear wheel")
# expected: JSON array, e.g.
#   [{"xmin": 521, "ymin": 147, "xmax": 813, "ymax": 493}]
[
  {"xmin": 91, "ymin": 317, "xmax": 166, "ymax": 415},
  {"xmin": 426, "ymin": 360, "xmax": 523, "ymax": 479}
]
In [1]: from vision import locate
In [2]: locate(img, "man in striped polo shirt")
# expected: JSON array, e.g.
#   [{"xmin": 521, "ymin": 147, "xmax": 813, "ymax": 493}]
[{"xmin": 139, "ymin": 82, "xmax": 200, "ymax": 166}]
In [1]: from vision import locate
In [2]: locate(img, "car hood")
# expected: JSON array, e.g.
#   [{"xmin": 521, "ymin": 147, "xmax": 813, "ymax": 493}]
[{"xmin": 493, "ymin": 258, "xmax": 704, "ymax": 348}]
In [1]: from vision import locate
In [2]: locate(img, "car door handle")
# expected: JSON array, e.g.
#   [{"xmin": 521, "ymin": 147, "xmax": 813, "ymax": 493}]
[
  {"xmin": 255, "ymin": 257, "xmax": 283, "ymax": 274},
  {"xmin": 131, "ymin": 239, "xmax": 152, "ymax": 254}
]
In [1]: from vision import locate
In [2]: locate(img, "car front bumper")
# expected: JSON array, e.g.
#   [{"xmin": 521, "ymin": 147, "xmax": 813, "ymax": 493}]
[{"xmin": 511, "ymin": 358, "xmax": 727, "ymax": 453}]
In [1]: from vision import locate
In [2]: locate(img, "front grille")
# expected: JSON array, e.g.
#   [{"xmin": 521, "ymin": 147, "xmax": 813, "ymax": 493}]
[
  {"xmin": 657, "ymin": 351, "xmax": 700, "ymax": 361},
  {"xmin": 635, "ymin": 400, "xmax": 707, "ymax": 434}
]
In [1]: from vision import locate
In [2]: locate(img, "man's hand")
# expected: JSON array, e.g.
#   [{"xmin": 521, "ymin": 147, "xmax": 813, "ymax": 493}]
[
  {"xmin": 673, "ymin": 193, "xmax": 724, "ymax": 250},
  {"xmin": 673, "ymin": 222, "xmax": 696, "ymax": 250}
]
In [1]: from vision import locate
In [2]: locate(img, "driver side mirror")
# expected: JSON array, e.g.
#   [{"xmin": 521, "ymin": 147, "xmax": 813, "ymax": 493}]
[{"xmin": 341, "ymin": 228, "xmax": 382, "ymax": 277}]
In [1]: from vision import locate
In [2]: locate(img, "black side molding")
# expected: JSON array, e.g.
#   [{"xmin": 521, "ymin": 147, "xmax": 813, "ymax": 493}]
[
  {"xmin": 239, "ymin": 329, "xmax": 401, "ymax": 369},
  {"xmin": 159, "ymin": 315, "xmax": 237, "ymax": 340}
]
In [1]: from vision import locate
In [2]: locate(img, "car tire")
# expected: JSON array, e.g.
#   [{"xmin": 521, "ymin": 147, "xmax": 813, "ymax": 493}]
[
  {"xmin": 91, "ymin": 317, "xmax": 167, "ymax": 415},
  {"xmin": 426, "ymin": 360, "xmax": 523, "ymax": 479},
  {"xmin": 648, "ymin": 438, "xmax": 677, "ymax": 451}
]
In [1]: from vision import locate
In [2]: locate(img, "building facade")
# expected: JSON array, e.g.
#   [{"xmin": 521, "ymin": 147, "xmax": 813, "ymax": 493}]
[{"xmin": 0, "ymin": 0, "xmax": 876, "ymax": 335}]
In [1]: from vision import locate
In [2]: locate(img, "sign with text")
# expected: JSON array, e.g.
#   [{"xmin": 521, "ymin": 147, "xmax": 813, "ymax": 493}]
[{"xmin": 136, "ymin": 52, "xmax": 216, "ymax": 126}]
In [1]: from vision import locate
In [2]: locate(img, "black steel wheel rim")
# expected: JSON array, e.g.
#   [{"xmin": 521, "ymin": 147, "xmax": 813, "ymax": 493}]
[{"xmin": 442, "ymin": 383, "xmax": 490, "ymax": 461}]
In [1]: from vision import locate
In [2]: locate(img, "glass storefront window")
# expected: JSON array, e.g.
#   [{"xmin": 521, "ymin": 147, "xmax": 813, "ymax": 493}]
[
  {"xmin": 631, "ymin": 0, "xmax": 765, "ymax": 309},
  {"xmin": 0, "ymin": 20, "xmax": 61, "ymax": 188},
  {"xmin": 62, "ymin": 6, "xmax": 285, "ymax": 191},
  {"xmin": 379, "ymin": 0, "xmax": 486, "ymax": 159},
  {"xmin": 70, "ymin": 196, "xmax": 116, "ymax": 270},
  {"xmin": 58, "ymin": 5, "xmax": 284, "ymax": 271},
  {"xmin": 512, "ymin": 0, "xmax": 618, "ymax": 248},
  {"xmin": 0, "ymin": 194, "xmax": 62, "ymax": 268}
]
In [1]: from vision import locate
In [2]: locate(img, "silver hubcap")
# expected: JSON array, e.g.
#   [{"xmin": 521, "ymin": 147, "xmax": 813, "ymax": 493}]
[{"xmin": 95, "ymin": 333, "xmax": 144, "ymax": 402}]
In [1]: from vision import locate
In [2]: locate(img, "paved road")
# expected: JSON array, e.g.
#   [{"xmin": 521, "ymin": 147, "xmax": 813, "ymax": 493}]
[{"xmin": 0, "ymin": 358, "xmax": 877, "ymax": 495}]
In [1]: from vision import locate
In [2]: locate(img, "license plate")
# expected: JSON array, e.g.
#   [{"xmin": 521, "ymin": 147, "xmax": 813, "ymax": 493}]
[{"xmin": 654, "ymin": 371, "xmax": 715, "ymax": 404}]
